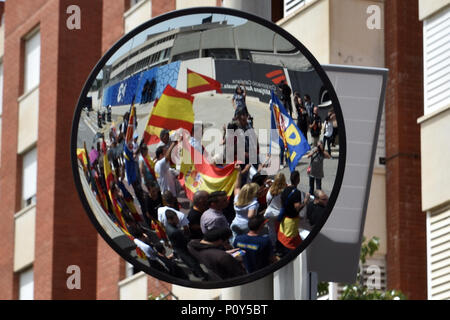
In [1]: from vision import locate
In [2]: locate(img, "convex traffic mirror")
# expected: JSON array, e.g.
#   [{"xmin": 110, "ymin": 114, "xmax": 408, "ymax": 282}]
[{"xmin": 71, "ymin": 7, "xmax": 345, "ymax": 289}]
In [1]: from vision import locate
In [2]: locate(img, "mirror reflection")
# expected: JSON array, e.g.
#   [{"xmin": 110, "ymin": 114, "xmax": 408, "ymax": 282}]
[{"xmin": 75, "ymin": 13, "xmax": 341, "ymax": 285}]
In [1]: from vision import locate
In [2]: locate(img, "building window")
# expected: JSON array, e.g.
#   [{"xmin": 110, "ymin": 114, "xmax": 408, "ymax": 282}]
[
  {"xmin": 24, "ymin": 30, "xmax": 41, "ymax": 94},
  {"xmin": 22, "ymin": 148, "xmax": 37, "ymax": 208},
  {"xmin": 19, "ymin": 268, "xmax": 34, "ymax": 300},
  {"xmin": 423, "ymin": 7, "xmax": 450, "ymax": 114},
  {"xmin": 204, "ymin": 48, "xmax": 237, "ymax": 60},
  {"xmin": 163, "ymin": 48, "xmax": 171, "ymax": 59}
]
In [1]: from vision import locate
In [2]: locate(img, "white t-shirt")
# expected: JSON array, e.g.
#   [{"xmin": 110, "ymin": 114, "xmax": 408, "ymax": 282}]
[
  {"xmin": 156, "ymin": 141, "xmax": 168, "ymax": 149},
  {"xmin": 155, "ymin": 158, "xmax": 177, "ymax": 196},
  {"xmin": 157, "ymin": 206, "xmax": 190, "ymax": 229},
  {"xmin": 324, "ymin": 121, "xmax": 333, "ymax": 138},
  {"xmin": 233, "ymin": 195, "xmax": 259, "ymax": 223},
  {"xmin": 264, "ymin": 190, "xmax": 283, "ymax": 219}
]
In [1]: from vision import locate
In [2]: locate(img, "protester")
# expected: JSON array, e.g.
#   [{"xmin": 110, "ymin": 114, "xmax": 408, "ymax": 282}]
[
  {"xmin": 306, "ymin": 141, "xmax": 331, "ymax": 194},
  {"xmin": 329, "ymin": 109, "xmax": 339, "ymax": 147},
  {"xmin": 188, "ymin": 190, "xmax": 209, "ymax": 240},
  {"xmin": 144, "ymin": 180, "xmax": 163, "ymax": 221},
  {"xmin": 323, "ymin": 116, "xmax": 334, "ymax": 156},
  {"xmin": 264, "ymin": 173, "xmax": 288, "ymax": 247},
  {"xmin": 278, "ymin": 80, "xmax": 293, "ymax": 117},
  {"xmin": 153, "ymin": 242, "xmax": 189, "ymax": 280},
  {"xmin": 200, "ymin": 191, "xmax": 230, "ymax": 235},
  {"xmin": 252, "ymin": 173, "xmax": 270, "ymax": 213},
  {"xmin": 277, "ymin": 177, "xmax": 309, "ymax": 255},
  {"xmin": 294, "ymin": 92, "xmax": 309, "ymax": 142},
  {"xmin": 232, "ymin": 84, "xmax": 248, "ymax": 119},
  {"xmin": 233, "ymin": 215, "xmax": 276, "ymax": 273},
  {"xmin": 306, "ymin": 189, "xmax": 329, "ymax": 227},
  {"xmin": 230, "ymin": 176, "xmax": 260, "ymax": 242},
  {"xmin": 303, "ymin": 94, "xmax": 314, "ymax": 121},
  {"xmin": 235, "ymin": 109, "xmax": 258, "ymax": 182},
  {"xmin": 156, "ymin": 129, "xmax": 170, "ymax": 149},
  {"xmin": 309, "ymin": 106, "xmax": 322, "ymax": 147},
  {"xmin": 157, "ymin": 191, "xmax": 190, "ymax": 234},
  {"xmin": 164, "ymin": 209, "xmax": 209, "ymax": 280},
  {"xmin": 155, "ymin": 141, "xmax": 178, "ymax": 196},
  {"xmin": 139, "ymin": 143, "xmax": 156, "ymax": 186},
  {"xmin": 187, "ymin": 228, "xmax": 246, "ymax": 280},
  {"xmin": 132, "ymin": 228, "xmax": 172, "ymax": 273}
]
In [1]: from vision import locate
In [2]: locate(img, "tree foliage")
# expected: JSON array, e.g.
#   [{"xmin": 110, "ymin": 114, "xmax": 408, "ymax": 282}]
[{"xmin": 340, "ymin": 236, "xmax": 406, "ymax": 300}]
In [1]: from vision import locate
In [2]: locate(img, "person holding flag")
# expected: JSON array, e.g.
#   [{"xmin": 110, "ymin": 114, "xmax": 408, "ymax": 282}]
[
  {"xmin": 123, "ymin": 97, "xmax": 148, "ymax": 217},
  {"xmin": 270, "ymin": 91, "xmax": 310, "ymax": 172}
]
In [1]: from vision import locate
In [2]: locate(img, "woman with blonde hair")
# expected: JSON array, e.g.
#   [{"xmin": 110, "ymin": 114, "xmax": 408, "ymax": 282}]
[
  {"xmin": 264, "ymin": 173, "xmax": 288, "ymax": 247},
  {"xmin": 230, "ymin": 165, "xmax": 260, "ymax": 242}
]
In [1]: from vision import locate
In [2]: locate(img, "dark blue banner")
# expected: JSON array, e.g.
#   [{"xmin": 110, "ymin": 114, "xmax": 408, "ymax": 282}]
[{"xmin": 102, "ymin": 61, "xmax": 181, "ymax": 107}]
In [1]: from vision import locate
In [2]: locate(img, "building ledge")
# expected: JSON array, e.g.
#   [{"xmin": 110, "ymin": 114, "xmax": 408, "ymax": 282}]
[
  {"xmin": 417, "ymin": 103, "xmax": 450, "ymax": 125},
  {"xmin": 118, "ymin": 271, "xmax": 147, "ymax": 287},
  {"xmin": 14, "ymin": 203, "xmax": 37, "ymax": 220},
  {"xmin": 419, "ymin": 1, "xmax": 450, "ymax": 21},
  {"xmin": 17, "ymin": 85, "xmax": 39, "ymax": 104},
  {"xmin": 124, "ymin": 0, "xmax": 151, "ymax": 20}
]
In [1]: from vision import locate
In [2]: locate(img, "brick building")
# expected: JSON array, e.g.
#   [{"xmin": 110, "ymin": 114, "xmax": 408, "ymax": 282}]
[{"xmin": 0, "ymin": 0, "xmax": 436, "ymax": 300}]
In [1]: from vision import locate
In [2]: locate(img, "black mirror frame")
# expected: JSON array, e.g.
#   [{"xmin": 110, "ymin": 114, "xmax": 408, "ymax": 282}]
[{"xmin": 70, "ymin": 6, "xmax": 346, "ymax": 289}]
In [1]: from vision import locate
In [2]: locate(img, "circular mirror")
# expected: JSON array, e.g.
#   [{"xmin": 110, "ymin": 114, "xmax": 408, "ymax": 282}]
[{"xmin": 71, "ymin": 7, "xmax": 345, "ymax": 289}]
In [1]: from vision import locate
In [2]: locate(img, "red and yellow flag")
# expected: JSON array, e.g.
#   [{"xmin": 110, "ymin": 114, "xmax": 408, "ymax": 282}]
[
  {"xmin": 143, "ymin": 154, "xmax": 156, "ymax": 179},
  {"xmin": 143, "ymin": 85, "xmax": 195, "ymax": 145},
  {"xmin": 278, "ymin": 217, "xmax": 302, "ymax": 250},
  {"xmin": 125, "ymin": 101, "xmax": 136, "ymax": 146},
  {"xmin": 94, "ymin": 172, "xmax": 109, "ymax": 213},
  {"xmin": 103, "ymin": 151, "xmax": 127, "ymax": 229},
  {"xmin": 77, "ymin": 148, "xmax": 88, "ymax": 171},
  {"xmin": 187, "ymin": 69, "xmax": 222, "ymax": 94},
  {"xmin": 178, "ymin": 131, "xmax": 238, "ymax": 201},
  {"xmin": 151, "ymin": 219, "xmax": 168, "ymax": 241}
]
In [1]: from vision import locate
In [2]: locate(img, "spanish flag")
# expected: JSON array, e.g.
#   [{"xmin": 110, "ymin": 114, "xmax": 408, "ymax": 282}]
[
  {"xmin": 187, "ymin": 69, "xmax": 222, "ymax": 95},
  {"xmin": 143, "ymin": 154, "xmax": 156, "ymax": 180},
  {"xmin": 143, "ymin": 85, "xmax": 194, "ymax": 145},
  {"xmin": 103, "ymin": 150, "xmax": 127, "ymax": 229},
  {"xmin": 93, "ymin": 171, "xmax": 109, "ymax": 213},
  {"xmin": 179, "ymin": 131, "xmax": 238, "ymax": 201},
  {"xmin": 102, "ymin": 144, "xmax": 146, "ymax": 260},
  {"xmin": 77, "ymin": 148, "xmax": 88, "ymax": 172},
  {"xmin": 119, "ymin": 226, "xmax": 147, "ymax": 261},
  {"xmin": 278, "ymin": 217, "xmax": 302, "ymax": 250},
  {"xmin": 151, "ymin": 219, "xmax": 168, "ymax": 241},
  {"xmin": 125, "ymin": 98, "xmax": 136, "ymax": 146}
]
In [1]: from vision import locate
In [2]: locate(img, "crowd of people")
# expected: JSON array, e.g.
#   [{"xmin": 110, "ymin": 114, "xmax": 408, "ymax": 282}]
[
  {"xmin": 277, "ymin": 82, "xmax": 339, "ymax": 195},
  {"xmin": 79, "ymin": 82, "xmax": 335, "ymax": 282}
]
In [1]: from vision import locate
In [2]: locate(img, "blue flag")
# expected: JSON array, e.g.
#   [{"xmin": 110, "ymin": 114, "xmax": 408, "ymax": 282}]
[
  {"xmin": 123, "ymin": 142, "xmax": 138, "ymax": 185},
  {"xmin": 270, "ymin": 91, "xmax": 310, "ymax": 172}
]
